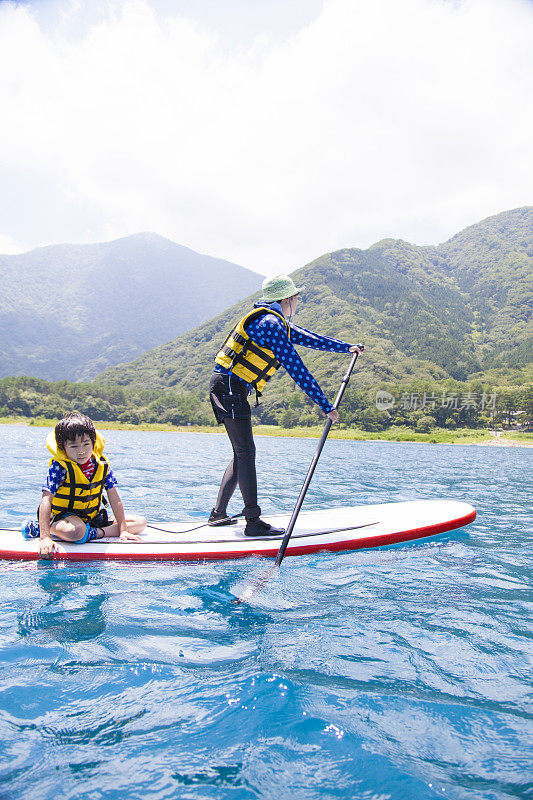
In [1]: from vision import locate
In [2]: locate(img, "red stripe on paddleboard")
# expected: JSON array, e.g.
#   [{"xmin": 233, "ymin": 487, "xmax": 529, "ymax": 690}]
[
  {"xmin": 278, "ymin": 508, "xmax": 477, "ymax": 557},
  {"xmin": 0, "ymin": 509, "xmax": 476, "ymax": 562}
]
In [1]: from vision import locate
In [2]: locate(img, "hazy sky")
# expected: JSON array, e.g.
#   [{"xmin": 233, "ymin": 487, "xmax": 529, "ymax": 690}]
[{"xmin": 0, "ymin": 0, "xmax": 531, "ymax": 274}]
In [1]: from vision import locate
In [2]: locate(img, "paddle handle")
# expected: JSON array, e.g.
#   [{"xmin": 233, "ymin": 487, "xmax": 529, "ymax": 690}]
[{"xmin": 274, "ymin": 347, "xmax": 362, "ymax": 567}]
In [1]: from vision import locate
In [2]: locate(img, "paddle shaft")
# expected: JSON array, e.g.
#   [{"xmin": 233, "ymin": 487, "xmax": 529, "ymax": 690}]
[{"xmin": 274, "ymin": 349, "xmax": 360, "ymax": 567}]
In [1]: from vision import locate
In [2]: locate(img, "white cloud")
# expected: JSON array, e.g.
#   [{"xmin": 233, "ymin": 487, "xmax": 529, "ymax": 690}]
[
  {"xmin": 0, "ymin": 233, "xmax": 27, "ymax": 254},
  {"xmin": 0, "ymin": 0, "xmax": 531, "ymax": 272}
]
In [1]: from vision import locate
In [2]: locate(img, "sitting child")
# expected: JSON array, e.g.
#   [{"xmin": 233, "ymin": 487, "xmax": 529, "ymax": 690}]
[{"xmin": 22, "ymin": 411, "xmax": 147, "ymax": 558}]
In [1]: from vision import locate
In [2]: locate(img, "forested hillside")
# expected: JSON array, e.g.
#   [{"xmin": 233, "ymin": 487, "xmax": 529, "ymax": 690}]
[
  {"xmin": 437, "ymin": 206, "xmax": 532, "ymax": 368},
  {"xmin": 0, "ymin": 233, "xmax": 262, "ymax": 381},
  {"xmin": 2, "ymin": 208, "xmax": 530, "ymax": 432},
  {"xmin": 98, "ymin": 208, "xmax": 532, "ymax": 417}
]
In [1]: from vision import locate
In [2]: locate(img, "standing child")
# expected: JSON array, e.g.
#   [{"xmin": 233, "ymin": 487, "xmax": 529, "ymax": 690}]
[{"xmin": 21, "ymin": 412, "xmax": 146, "ymax": 558}]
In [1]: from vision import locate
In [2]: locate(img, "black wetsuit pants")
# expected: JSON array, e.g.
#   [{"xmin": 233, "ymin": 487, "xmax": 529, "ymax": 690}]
[
  {"xmin": 210, "ymin": 372, "xmax": 261, "ymax": 520},
  {"xmin": 214, "ymin": 418, "xmax": 261, "ymax": 520}
]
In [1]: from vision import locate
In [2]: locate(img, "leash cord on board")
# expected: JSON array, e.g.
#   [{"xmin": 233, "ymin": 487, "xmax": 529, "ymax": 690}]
[
  {"xmin": 2, "ymin": 513, "xmax": 245, "ymax": 540},
  {"xmin": 145, "ymin": 512, "xmax": 244, "ymax": 536}
]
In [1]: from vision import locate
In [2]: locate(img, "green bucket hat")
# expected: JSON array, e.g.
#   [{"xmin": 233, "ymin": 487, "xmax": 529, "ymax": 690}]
[{"xmin": 259, "ymin": 274, "xmax": 305, "ymax": 303}]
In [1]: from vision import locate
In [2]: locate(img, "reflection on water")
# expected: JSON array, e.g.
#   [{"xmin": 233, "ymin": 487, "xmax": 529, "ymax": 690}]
[
  {"xmin": 17, "ymin": 566, "xmax": 108, "ymax": 643},
  {"xmin": 0, "ymin": 426, "xmax": 531, "ymax": 800}
]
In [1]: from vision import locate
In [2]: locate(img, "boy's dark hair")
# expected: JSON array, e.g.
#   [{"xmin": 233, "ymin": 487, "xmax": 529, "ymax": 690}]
[{"xmin": 55, "ymin": 412, "xmax": 96, "ymax": 450}]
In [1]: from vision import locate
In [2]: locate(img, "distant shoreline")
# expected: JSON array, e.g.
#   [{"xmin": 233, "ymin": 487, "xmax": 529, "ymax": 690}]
[{"xmin": 1, "ymin": 416, "xmax": 532, "ymax": 447}]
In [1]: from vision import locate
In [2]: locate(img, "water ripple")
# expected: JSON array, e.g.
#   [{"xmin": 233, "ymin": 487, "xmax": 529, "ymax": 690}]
[{"xmin": 0, "ymin": 426, "xmax": 531, "ymax": 800}]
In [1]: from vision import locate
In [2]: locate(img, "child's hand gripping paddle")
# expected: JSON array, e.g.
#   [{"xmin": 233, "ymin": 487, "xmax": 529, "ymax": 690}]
[{"xmin": 233, "ymin": 346, "xmax": 364, "ymax": 605}]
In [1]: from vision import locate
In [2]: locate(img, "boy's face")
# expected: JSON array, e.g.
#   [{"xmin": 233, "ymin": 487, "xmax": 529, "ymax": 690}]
[{"xmin": 63, "ymin": 434, "xmax": 94, "ymax": 464}]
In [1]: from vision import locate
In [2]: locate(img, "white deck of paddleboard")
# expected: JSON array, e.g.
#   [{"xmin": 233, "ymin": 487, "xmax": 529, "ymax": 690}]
[{"xmin": 0, "ymin": 500, "xmax": 476, "ymax": 561}]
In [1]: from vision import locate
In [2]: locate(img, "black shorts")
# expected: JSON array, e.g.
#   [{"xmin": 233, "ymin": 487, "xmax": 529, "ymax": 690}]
[
  {"xmin": 44, "ymin": 507, "xmax": 113, "ymax": 528},
  {"xmin": 209, "ymin": 372, "xmax": 251, "ymax": 424}
]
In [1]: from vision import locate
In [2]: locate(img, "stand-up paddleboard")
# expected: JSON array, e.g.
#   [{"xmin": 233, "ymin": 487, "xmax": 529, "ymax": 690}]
[{"xmin": 0, "ymin": 500, "xmax": 475, "ymax": 562}]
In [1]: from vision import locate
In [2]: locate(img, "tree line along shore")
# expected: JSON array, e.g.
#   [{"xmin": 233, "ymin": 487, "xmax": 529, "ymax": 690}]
[
  {"xmin": 1, "ymin": 375, "xmax": 531, "ymax": 445},
  {"xmin": 1, "ymin": 416, "xmax": 532, "ymax": 446}
]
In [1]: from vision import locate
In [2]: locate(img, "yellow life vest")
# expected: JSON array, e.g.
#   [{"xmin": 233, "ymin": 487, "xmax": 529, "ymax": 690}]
[
  {"xmin": 46, "ymin": 430, "xmax": 109, "ymax": 521},
  {"xmin": 214, "ymin": 307, "xmax": 291, "ymax": 394}
]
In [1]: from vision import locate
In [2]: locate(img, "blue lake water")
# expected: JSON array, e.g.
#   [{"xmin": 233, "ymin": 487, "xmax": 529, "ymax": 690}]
[{"xmin": 0, "ymin": 424, "xmax": 531, "ymax": 800}]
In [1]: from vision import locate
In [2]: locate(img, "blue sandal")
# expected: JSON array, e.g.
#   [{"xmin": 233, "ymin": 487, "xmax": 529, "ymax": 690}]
[{"xmin": 21, "ymin": 520, "xmax": 40, "ymax": 540}]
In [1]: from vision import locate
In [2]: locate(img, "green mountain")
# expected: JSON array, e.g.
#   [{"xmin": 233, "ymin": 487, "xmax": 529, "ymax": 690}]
[
  {"xmin": 98, "ymin": 208, "xmax": 532, "ymax": 415},
  {"xmin": 0, "ymin": 233, "xmax": 263, "ymax": 381},
  {"xmin": 437, "ymin": 207, "xmax": 532, "ymax": 368}
]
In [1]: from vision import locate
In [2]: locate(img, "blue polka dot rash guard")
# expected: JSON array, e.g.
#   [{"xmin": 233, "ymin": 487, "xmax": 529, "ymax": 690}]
[{"xmin": 215, "ymin": 302, "xmax": 354, "ymax": 414}]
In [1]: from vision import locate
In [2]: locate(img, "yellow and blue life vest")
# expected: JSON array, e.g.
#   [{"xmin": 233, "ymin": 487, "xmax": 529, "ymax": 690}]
[
  {"xmin": 214, "ymin": 307, "xmax": 290, "ymax": 395},
  {"xmin": 46, "ymin": 430, "xmax": 109, "ymax": 521}
]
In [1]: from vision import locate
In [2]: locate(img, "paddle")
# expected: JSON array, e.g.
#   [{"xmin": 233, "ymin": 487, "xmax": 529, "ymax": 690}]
[{"xmin": 233, "ymin": 345, "xmax": 363, "ymax": 604}]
